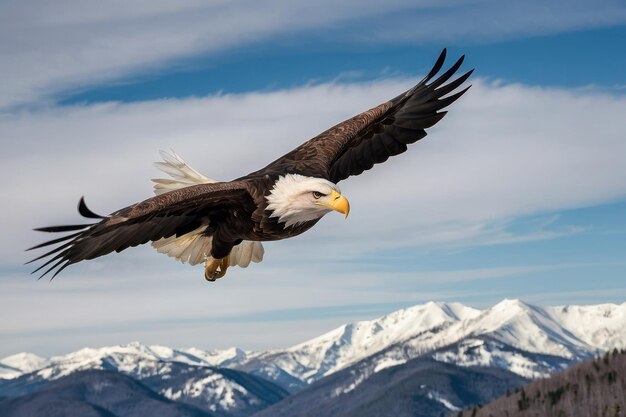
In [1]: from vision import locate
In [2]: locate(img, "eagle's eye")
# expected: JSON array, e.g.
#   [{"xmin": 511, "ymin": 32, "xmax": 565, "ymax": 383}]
[{"xmin": 312, "ymin": 191, "xmax": 324, "ymax": 199}]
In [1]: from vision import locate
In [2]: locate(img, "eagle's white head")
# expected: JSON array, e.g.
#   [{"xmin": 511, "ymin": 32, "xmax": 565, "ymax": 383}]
[{"xmin": 266, "ymin": 174, "xmax": 350, "ymax": 228}]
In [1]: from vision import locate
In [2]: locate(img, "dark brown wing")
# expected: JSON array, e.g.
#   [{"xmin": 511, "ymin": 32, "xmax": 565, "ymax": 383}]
[
  {"xmin": 26, "ymin": 181, "xmax": 255, "ymax": 279},
  {"xmin": 263, "ymin": 49, "xmax": 472, "ymax": 183}
]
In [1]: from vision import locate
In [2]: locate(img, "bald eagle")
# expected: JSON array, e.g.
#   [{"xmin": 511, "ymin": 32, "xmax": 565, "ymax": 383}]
[{"xmin": 28, "ymin": 49, "xmax": 472, "ymax": 281}]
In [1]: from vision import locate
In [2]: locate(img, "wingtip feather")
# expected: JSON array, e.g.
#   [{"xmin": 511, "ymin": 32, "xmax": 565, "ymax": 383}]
[
  {"xmin": 78, "ymin": 197, "xmax": 105, "ymax": 219},
  {"xmin": 425, "ymin": 48, "xmax": 447, "ymax": 81},
  {"xmin": 49, "ymin": 261, "xmax": 71, "ymax": 281}
]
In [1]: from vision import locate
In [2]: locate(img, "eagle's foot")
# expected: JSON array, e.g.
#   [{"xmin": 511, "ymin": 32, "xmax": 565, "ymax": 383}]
[{"xmin": 204, "ymin": 257, "xmax": 229, "ymax": 282}]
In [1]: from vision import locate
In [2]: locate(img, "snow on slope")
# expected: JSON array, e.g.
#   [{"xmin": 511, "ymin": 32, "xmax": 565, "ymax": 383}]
[
  {"xmin": 0, "ymin": 342, "xmax": 275, "ymax": 415},
  {"xmin": 243, "ymin": 302, "xmax": 480, "ymax": 383},
  {"xmin": 184, "ymin": 346, "xmax": 249, "ymax": 368},
  {"xmin": 431, "ymin": 337, "xmax": 574, "ymax": 379},
  {"xmin": 312, "ymin": 299, "xmax": 594, "ymax": 388},
  {"xmin": 449, "ymin": 299, "xmax": 591, "ymax": 358},
  {"xmin": 238, "ymin": 299, "xmax": 624, "ymax": 385},
  {"xmin": 548, "ymin": 302, "xmax": 626, "ymax": 351},
  {"xmin": 24, "ymin": 341, "xmax": 246, "ymax": 381},
  {"xmin": 0, "ymin": 353, "xmax": 49, "ymax": 379}
]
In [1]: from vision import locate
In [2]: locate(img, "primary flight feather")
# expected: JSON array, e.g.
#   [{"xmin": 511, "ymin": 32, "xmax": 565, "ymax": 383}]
[{"xmin": 27, "ymin": 49, "xmax": 472, "ymax": 281}]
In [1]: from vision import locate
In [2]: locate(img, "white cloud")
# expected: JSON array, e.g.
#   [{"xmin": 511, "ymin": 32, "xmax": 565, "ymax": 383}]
[
  {"xmin": 2, "ymin": 0, "xmax": 626, "ymax": 108},
  {"xmin": 2, "ymin": 77, "xmax": 626, "ymax": 355}
]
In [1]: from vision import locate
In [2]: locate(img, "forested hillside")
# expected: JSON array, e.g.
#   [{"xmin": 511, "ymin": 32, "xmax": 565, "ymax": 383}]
[{"xmin": 455, "ymin": 349, "xmax": 626, "ymax": 417}]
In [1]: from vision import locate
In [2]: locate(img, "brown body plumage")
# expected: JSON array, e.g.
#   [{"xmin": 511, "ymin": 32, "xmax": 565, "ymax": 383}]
[{"xmin": 27, "ymin": 49, "xmax": 472, "ymax": 280}]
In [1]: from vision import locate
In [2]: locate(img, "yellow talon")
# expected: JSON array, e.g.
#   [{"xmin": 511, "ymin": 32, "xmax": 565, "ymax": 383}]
[{"xmin": 204, "ymin": 257, "xmax": 230, "ymax": 282}]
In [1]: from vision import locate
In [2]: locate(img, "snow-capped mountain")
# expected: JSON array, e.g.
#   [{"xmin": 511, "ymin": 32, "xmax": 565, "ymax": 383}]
[
  {"xmin": 0, "ymin": 342, "xmax": 283, "ymax": 417},
  {"xmin": 236, "ymin": 299, "xmax": 625, "ymax": 385},
  {"xmin": 0, "ymin": 352, "xmax": 49, "ymax": 379},
  {"xmin": 32, "ymin": 342, "xmax": 247, "ymax": 380},
  {"xmin": 2, "ymin": 299, "xmax": 625, "ymax": 416},
  {"xmin": 547, "ymin": 302, "xmax": 626, "ymax": 350},
  {"xmin": 0, "ymin": 343, "xmax": 243, "ymax": 381},
  {"xmin": 238, "ymin": 301, "xmax": 481, "ymax": 384},
  {"xmin": 246, "ymin": 299, "xmax": 626, "ymax": 417}
]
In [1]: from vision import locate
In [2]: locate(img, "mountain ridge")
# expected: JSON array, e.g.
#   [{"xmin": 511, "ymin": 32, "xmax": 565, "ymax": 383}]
[
  {"xmin": 235, "ymin": 299, "xmax": 625, "ymax": 386},
  {"xmin": 0, "ymin": 369, "xmax": 214, "ymax": 417},
  {"xmin": 2, "ymin": 299, "xmax": 624, "ymax": 417},
  {"xmin": 3, "ymin": 299, "xmax": 624, "ymax": 384}
]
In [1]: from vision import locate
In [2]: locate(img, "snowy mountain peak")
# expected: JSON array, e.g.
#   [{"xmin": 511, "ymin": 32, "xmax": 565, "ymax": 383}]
[
  {"xmin": 183, "ymin": 346, "xmax": 249, "ymax": 367},
  {"xmin": 249, "ymin": 301, "xmax": 482, "ymax": 384},
  {"xmin": 548, "ymin": 302, "xmax": 626, "ymax": 351},
  {"xmin": 0, "ymin": 352, "xmax": 49, "ymax": 379},
  {"xmin": 3, "ymin": 341, "xmax": 250, "ymax": 383},
  {"xmin": 378, "ymin": 301, "xmax": 480, "ymax": 329},
  {"xmin": 0, "ymin": 352, "xmax": 48, "ymax": 370},
  {"xmin": 241, "ymin": 299, "xmax": 626, "ymax": 386},
  {"xmin": 463, "ymin": 300, "xmax": 590, "ymax": 358},
  {"xmin": 492, "ymin": 298, "xmax": 528, "ymax": 309}
]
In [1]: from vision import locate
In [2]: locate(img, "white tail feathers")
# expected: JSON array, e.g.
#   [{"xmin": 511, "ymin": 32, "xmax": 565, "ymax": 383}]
[
  {"xmin": 153, "ymin": 228, "xmax": 264, "ymax": 267},
  {"xmin": 150, "ymin": 150, "xmax": 265, "ymax": 269},
  {"xmin": 153, "ymin": 226, "xmax": 212, "ymax": 265},
  {"xmin": 228, "ymin": 240, "xmax": 265, "ymax": 267}
]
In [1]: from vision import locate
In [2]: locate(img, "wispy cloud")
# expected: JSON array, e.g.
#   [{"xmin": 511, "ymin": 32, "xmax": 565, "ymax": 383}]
[{"xmin": 2, "ymin": 0, "xmax": 626, "ymax": 108}]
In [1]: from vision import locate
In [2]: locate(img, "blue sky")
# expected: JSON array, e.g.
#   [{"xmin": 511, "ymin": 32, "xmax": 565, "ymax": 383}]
[{"xmin": 1, "ymin": 0, "xmax": 625, "ymax": 357}]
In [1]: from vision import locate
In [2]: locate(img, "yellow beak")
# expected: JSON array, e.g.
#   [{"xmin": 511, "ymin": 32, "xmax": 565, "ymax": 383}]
[{"xmin": 320, "ymin": 190, "xmax": 350, "ymax": 218}]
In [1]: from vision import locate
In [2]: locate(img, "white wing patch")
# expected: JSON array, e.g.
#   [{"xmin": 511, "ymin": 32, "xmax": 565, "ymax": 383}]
[
  {"xmin": 150, "ymin": 150, "xmax": 264, "ymax": 268},
  {"xmin": 152, "ymin": 150, "xmax": 217, "ymax": 195}
]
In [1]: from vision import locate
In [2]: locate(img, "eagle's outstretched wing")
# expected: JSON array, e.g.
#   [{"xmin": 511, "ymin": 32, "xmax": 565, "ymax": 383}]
[
  {"xmin": 26, "ymin": 181, "xmax": 254, "ymax": 279},
  {"xmin": 265, "ymin": 49, "xmax": 472, "ymax": 183}
]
